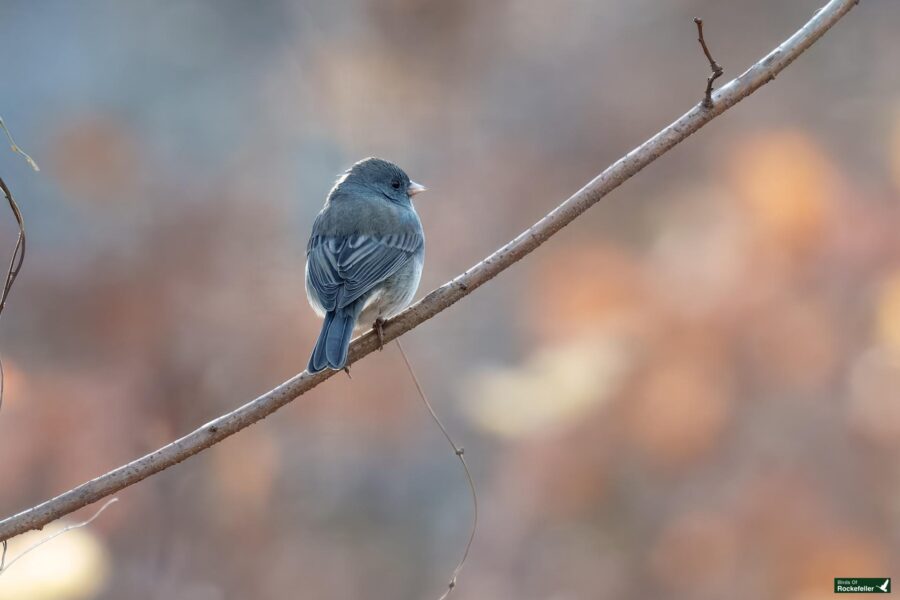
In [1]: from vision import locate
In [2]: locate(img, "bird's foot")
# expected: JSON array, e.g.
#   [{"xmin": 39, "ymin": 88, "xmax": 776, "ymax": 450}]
[
  {"xmin": 343, "ymin": 366, "xmax": 352, "ymax": 379},
  {"xmin": 374, "ymin": 318, "xmax": 385, "ymax": 351}
]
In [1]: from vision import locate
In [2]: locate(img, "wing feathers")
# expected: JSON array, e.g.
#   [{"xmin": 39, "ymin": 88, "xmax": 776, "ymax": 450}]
[{"xmin": 307, "ymin": 232, "xmax": 423, "ymax": 311}]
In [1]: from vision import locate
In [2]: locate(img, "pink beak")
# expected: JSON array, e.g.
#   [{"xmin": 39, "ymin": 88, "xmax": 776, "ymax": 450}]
[{"xmin": 407, "ymin": 181, "xmax": 427, "ymax": 197}]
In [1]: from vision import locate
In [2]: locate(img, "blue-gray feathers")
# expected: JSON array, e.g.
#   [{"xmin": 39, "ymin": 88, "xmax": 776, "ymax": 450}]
[
  {"xmin": 308, "ymin": 296, "xmax": 365, "ymax": 372},
  {"xmin": 306, "ymin": 158, "xmax": 425, "ymax": 373}
]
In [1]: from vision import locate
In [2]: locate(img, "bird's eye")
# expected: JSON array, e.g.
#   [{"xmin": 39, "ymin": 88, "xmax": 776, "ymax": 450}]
[{"xmin": 391, "ymin": 178, "xmax": 401, "ymax": 190}]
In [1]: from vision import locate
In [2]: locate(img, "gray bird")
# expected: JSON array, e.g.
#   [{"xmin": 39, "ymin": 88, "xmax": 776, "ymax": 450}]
[{"xmin": 305, "ymin": 157, "xmax": 427, "ymax": 373}]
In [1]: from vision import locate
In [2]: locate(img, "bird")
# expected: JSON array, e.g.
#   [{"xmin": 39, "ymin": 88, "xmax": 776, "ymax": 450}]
[{"xmin": 305, "ymin": 157, "xmax": 427, "ymax": 373}]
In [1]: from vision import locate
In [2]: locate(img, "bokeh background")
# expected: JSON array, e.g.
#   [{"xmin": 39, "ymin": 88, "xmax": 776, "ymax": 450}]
[{"xmin": 0, "ymin": 1, "xmax": 898, "ymax": 599}]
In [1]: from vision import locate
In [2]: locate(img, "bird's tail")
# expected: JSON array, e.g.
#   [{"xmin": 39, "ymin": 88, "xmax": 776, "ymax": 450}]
[{"xmin": 308, "ymin": 301, "xmax": 364, "ymax": 373}]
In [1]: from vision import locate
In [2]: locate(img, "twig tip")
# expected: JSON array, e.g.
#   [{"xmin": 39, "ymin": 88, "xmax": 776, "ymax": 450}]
[{"xmin": 693, "ymin": 16, "xmax": 724, "ymax": 109}]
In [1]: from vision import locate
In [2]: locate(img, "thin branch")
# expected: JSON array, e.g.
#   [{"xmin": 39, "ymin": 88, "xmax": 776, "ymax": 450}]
[
  {"xmin": 396, "ymin": 339, "xmax": 477, "ymax": 600},
  {"xmin": 0, "ymin": 176, "xmax": 29, "ymax": 414},
  {"xmin": 0, "ymin": 118, "xmax": 40, "ymax": 173},
  {"xmin": 0, "ymin": 0, "xmax": 860, "ymax": 543},
  {"xmin": 0, "ymin": 498, "xmax": 117, "ymax": 574},
  {"xmin": 0, "ymin": 118, "xmax": 36, "ymax": 414},
  {"xmin": 0, "ymin": 178, "xmax": 26, "ymax": 316},
  {"xmin": 694, "ymin": 18, "xmax": 725, "ymax": 109}
]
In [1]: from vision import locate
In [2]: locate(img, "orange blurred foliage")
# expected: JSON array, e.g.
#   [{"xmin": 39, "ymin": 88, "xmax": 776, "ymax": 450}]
[
  {"xmin": 875, "ymin": 272, "xmax": 900, "ymax": 355},
  {"xmin": 727, "ymin": 130, "xmax": 839, "ymax": 262},
  {"xmin": 526, "ymin": 243, "xmax": 649, "ymax": 342},
  {"xmin": 624, "ymin": 330, "xmax": 733, "ymax": 470}
]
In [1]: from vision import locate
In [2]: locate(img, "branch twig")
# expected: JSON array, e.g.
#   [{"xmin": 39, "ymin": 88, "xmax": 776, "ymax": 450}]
[
  {"xmin": 0, "ymin": 118, "xmax": 40, "ymax": 173},
  {"xmin": 396, "ymin": 339, "xmax": 477, "ymax": 600},
  {"xmin": 694, "ymin": 18, "xmax": 725, "ymax": 109},
  {"xmin": 0, "ymin": 177, "xmax": 29, "ymax": 414},
  {"xmin": 0, "ymin": 118, "xmax": 37, "ymax": 414},
  {"xmin": 0, "ymin": 178, "xmax": 26, "ymax": 318},
  {"xmin": 0, "ymin": 0, "xmax": 860, "ymax": 543},
  {"xmin": 0, "ymin": 498, "xmax": 117, "ymax": 574}
]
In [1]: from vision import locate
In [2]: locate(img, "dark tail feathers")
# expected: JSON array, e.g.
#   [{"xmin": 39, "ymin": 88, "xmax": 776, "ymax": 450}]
[{"xmin": 308, "ymin": 302, "xmax": 364, "ymax": 372}]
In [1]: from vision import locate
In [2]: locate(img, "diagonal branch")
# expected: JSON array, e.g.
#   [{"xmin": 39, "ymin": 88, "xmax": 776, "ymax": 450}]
[{"xmin": 0, "ymin": 0, "xmax": 860, "ymax": 543}]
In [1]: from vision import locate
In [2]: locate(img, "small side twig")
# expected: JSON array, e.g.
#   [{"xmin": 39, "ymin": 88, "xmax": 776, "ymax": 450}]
[
  {"xmin": 0, "ymin": 497, "xmax": 118, "ymax": 575},
  {"xmin": 0, "ymin": 118, "xmax": 36, "ymax": 415},
  {"xmin": 396, "ymin": 339, "xmax": 477, "ymax": 600},
  {"xmin": 0, "ymin": 177, "xmax": 26, "ymax": 414},
  {"xmin": 694, "ymin": 18, "xmax": 725, "ymax": 109},
  {"xmin": 0, "ymin": 178, "xmax": 26, "ymax": 316},
  {"xmin": 0, "ymin": 178, "xmax": 25, "ymax": 408},
  {"xmin": 0, "ymin": 118, "xmax": 40, "ymax": 173}
]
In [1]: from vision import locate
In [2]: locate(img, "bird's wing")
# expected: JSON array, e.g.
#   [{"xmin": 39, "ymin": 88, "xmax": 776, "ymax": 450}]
[{"xmin": 307, "ymin": 231, "xmax": 423, "ymax": 311}]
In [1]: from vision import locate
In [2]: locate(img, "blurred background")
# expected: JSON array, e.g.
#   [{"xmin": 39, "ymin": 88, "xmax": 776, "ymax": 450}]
[{"xmin": 0, "ymin": 0, "xmax": 898, "ymax": 598}]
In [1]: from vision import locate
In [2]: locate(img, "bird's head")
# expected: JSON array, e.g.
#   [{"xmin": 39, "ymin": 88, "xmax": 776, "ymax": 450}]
[{"xmin": 332, "ymin": 157, "xmax": 426, "ymax": 205}]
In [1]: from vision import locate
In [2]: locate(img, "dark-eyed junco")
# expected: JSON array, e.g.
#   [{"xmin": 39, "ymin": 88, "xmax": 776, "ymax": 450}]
[{"xmin": 305, "ymin": 157, "xmax": 427, "ymax": 373}]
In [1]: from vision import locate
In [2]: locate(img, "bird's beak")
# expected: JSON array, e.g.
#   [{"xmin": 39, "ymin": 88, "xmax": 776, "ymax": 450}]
[{"xmin": 407, "ymin": 181, "xmax": 427, "ymax": 197}]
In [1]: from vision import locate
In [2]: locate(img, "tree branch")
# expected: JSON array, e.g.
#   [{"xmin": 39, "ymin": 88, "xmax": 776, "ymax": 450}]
[{"xmin": 0, "ymin": 0, "xmax": 860, "ymax": 543}]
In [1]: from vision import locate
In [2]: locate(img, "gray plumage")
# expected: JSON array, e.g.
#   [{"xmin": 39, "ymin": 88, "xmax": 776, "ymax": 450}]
[{"xmin": 305, "ymin": 157, "xmax": 426, "ymax": 372}]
